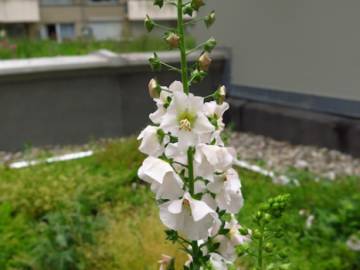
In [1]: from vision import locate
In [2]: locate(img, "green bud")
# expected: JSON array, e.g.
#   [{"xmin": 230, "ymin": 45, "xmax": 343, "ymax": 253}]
[
  {"xmin": 153, "ymin": 0, "xmax": 164, "ymax": 8},
  {"xmin": 252, "ymin": 229, "xmax": 261, "ymax": 239},
  {"xmin": 204, "ymin": 37, "xmax": 217, "ymax": 52},
  {"xmin": 204, "ymin": 11, "xmax": 216, "ymax": 28},
  {"xmin": 255, "ymin": 210, "xmax": 263, "ymax": 220},
  {"xmin": 144, "ymin": 15, "xmax": 154, "ymax": 32},
  {"xmin": 191, "ymin": 0, "xmax": 205, "ymax": 11},
  {"xmin": 263, "ymin": 213, "xmax": 272, "ymax": 223},
  {"xmin": 236, "ymin": 243, "xmax": 249, "ymax": 256},
  {"xmin": 190, "ymin": 69, "xmax": 207, "ymax": 83},
  {"xmin": 279, "ymin": 250, "xmax": 288, "ymax": 259},
  {"xmin": 149, "ymin": 53, "xmax": 162, "ymax": 71},
  {"xmin": 156, "ymin": 128, "xmax": 165, "ymax": 143},
  {"xmin": 239, "ymin": 227, "xmax": 249, "ymax": 236},
  {"xmin": 279, "ymin": 263, "xmax": 291, "ymax": 270},
  {"xmin": 183, "ymin": 5, "xmax": 194, "ymax": 16},
  {"xmin": 264, "ymin": 242, "xmax": 274, "ymax": 253},
  {"xmin": 165, "ymin": 229, "xmax": 178, "ymax": 243}
]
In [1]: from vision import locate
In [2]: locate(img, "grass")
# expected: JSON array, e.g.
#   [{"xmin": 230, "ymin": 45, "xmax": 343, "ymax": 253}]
[
  {"xmin": 0, "ymin": 137, "xmax": 359, "ymax": 269},
  {"xmin": 0, "ymin": 36, "xmax": 196, "ymax": 60}
]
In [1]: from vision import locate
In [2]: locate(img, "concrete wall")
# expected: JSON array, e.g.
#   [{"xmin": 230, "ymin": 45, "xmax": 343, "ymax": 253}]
[
  {"xmin": 0, "ymin": 49, "xmax": 228, "ymax": 151},
  {"xmin": 191, "ymin": 0, "xmax": 360, "ymax": 102}
]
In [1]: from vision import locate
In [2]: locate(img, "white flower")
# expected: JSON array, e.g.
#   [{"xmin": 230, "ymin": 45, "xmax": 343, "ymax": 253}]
[
  {"xmin": 138, "ymin": 157, "xmax": 184, "ymax": 200},
  {"xmin": 138, "ymin": 125, "xmax": 165, "ymax": 157},
  {"xmin": 158, "ymin": 254, "xmax": 173, "ymax": 270},
  {"xmin": 204, "ymin": 101, "xmax": 229, "ymax": 131},
  {"xmin": 346, "ymin": 234, "xmax": 360, "ymax": 251},
  {"xmin": 149, "ymin": 81, "xmax": 183, "ymax": 124},
  {"xmin": 194, "ymin": 144, "xmax": 236, "ymax": 182},
  {"xmin": 160, "ymin": 90, "xmax": 214, "ymax": 151},
  {"xmin": 159, "ymin": 192, "xmax": 219, "ymax": 240},
  {"xmin": 215, "ymin": 216, "xmax": 251, "ymax": 261},
  {"xmin": 208, "ymin": 253, "xmax": 229, "ymax": 270},
  {"xmin": 208, "ymin": 168, "xmax": 243, "ymax": 214}
]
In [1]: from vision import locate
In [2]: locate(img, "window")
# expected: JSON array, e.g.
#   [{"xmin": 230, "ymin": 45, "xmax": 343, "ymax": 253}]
[
  {"xmin": 87, "ymin": 0, "xmax": 118, "ymax": 4},
  {"xmin": 42, "ymin": 23, "xmax": 75, "ymax": 42},
  {"xmin": 41, "ymin": 0, "xmax": 73, "ymax": 5},
  {"xmin": 88, "ymin": 21, "xmax": 121, "ymax": 40}
]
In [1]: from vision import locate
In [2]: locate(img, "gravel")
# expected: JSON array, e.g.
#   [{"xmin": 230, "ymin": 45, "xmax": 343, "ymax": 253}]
[
  {"xmin": 230, "ymin": 132, "xmax": 360, "ymax": 179},
  {"xmin": 1, "ymin": 133, "xmax": 360, "ymax": 179}
]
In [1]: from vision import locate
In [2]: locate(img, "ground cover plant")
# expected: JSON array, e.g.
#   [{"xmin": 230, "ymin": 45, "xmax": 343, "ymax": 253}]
[
  {"xmin": 0, "ymin": 137, "xmax": 359, "ymax": 269},
  {"xmin": 0, "ymin": 35, "xmax": 196, "ymax": 60}
]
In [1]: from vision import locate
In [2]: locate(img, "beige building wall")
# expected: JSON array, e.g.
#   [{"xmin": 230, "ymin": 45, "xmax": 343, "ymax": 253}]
[
  {"xmin": 192, "ymin": 0, "xmax": 360, "ymax": 102},
  {"xmin": 0, "ymin": 0, "xmax": 40, "ymax": 23},
  {"xmin": 40, "ymin": 4, "xmax": 125, "ymax": 38}
]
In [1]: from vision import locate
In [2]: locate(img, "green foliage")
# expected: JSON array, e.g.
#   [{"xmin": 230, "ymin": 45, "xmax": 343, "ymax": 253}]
[
  {"xmin": 237, "ymin": 168, "xmax": 360, "ymax": 270},
  {"xmin": 0, "ymin": 36, "xmax": 196, "ymax": 60},
  {"xmin": 0, "ymin": 137, "xmax": 359, "ymax": 269}
]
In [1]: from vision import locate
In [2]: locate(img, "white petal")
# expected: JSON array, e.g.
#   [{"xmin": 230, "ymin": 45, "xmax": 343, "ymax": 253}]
[
  {"xmin": 138, "ymin": 126, "xmax": 163, "ymax": 157},
  {"xmin": 138, "ymin": 157, "xmax": 173, "ymax": 184},
  {"xmin": 160, "ymin": 201, "xmax": 185, "ymax": 230},
  {"xmin": 188, "ymin": 195, "xmax": 215, "ymax": 222},
  {"xmin": 193, "ymin": 113, "xmax": 215, "ymax": 134},
  {"xmin": 169, "ymin": 81, "xmax": 183, "ymax": 92},
  {"xmin": 154, "ymin": 172, "xmax": 184, "ymax": 200}
]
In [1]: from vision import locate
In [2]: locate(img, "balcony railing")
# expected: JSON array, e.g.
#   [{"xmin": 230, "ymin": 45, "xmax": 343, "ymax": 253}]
[
  {"xmin": 127, "ymin": 0, "xmax": 177, "ymax": 21},
  {"xmin": 0, "ymin": 0, "xmax": 40, "ymax": 23}
]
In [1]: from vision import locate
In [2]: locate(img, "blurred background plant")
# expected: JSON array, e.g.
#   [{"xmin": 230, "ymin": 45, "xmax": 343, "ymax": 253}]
[
  {"xmin": 0, "ymin": 137, "xmax": 359, "ymax": 270},
  {"xmin": 0, "ymin": 35, "xmax": 196, "ymax": 60}
]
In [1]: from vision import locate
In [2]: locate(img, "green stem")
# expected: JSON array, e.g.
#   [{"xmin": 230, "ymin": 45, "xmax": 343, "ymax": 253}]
[
  {"xmin": 187, "ymin": 147, "xmax": 194, "ymax": 195},
  {"xmin": 257, "ymin": 224, "xmax": 265, "ymax": 270},
  {"xmin": 159, "ymin": 60, "xmax": 182, "ymax": 73},
  {"xmin": 177, "ymin": 0, "xmax": 190, "ymax": 94}
]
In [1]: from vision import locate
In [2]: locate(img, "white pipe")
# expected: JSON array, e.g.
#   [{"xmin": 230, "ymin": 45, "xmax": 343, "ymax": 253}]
[
  {"xmin": 9, "ymin": 150, "xmax": 93, "ymax": 169},
  {"xmin": 8, "ymin": 150, "xmax": 297, "ymax": 185}
]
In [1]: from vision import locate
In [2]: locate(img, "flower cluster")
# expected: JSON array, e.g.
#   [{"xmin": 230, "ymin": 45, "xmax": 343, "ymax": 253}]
[{"xmin": 138, "ymin": 81, "xmax": 250, "ymax": 269}]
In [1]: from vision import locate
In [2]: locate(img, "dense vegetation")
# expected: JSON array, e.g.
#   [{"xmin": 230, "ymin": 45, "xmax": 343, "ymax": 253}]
[
  {"xmin": 0, "ymin": 36, "xmax": 196, "ymax": 60},
  {"xmin": 0, "ymin": 137, "xmax": 359, "ymax": 270}
]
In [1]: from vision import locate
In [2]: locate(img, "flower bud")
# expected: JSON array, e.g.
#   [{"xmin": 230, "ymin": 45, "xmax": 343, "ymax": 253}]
[
  {"xmin": 236, "ymin": 243, "xmax": 249, "ymax": 256},
  {"xmin": 214, "ymin": 85, "xmax": 226, "ymax": 104},
  {"xmin": 158, "ymin": 254, "xmax": 173, "ymax": 270},
  {"xmin": 144, "ymin": 15, "xmax": 154, "ymax": 32},
  {"xmin": 149, "ymin": 53, "xmax": 162, "ymax": 71},
  {"xmin": 263, "ymin": 213, "xmax": 272, "ymax": 223},
  {"xmin": 239, "ymin": 227, "xmax": 249, "ymax": 236},
  {"xmin": 153, "ymin": 0, "xmax": 164, "ymax": 8},
  {"xmin": 191, "ymin": 0, "xmax": 205, "ymax": 11},
  {"xmin": 204, "ymin": 37, "xmax": 217, "ymax": 52},
  {"xmin": 264, "ymin": 242, "xmax": 274, "ymax": 253},
  {"xmin": 252, "ymin": 229, "xmax": 261, "ymax": 239},
  {"xmin": 204, "ymin": 11, "xmax": 216, "ymax": 28},
  {"xmin": 183, "ymin": 6, "xmax": 194, "ymax": 16},
  {"xmin": 148, "ymin": 78, "xmax": 161, "ymax": 98},
  {"xmin": 191, "ymin": 69, "xmax": 206, "ymax": 83},
  {"xmin": 198, "ymin": 52, "xmax": 212, "ymax": 71},
  {"xmin": 165, "ymin": 32, "xmax": 180, "ymax": 48}
]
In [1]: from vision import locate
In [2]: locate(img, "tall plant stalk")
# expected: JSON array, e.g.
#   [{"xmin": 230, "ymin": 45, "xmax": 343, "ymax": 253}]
[{"xmin": 177, "ymin": 0, "xmax": 190, "ymax": 95}]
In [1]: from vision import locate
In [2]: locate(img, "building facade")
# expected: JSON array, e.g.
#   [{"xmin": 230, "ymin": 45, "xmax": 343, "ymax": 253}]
[
  {"xmin": 1, "ymin": 0, "xmax": 177, "ymax": 41},
  {"xmin": 0, "ymin": 0, "xmax": 40, "ymax": 38}
]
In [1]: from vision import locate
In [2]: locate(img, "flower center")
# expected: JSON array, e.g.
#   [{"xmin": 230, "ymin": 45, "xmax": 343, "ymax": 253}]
[
  {"xmin": 182, "ymin": 199, "xmax": 191, "ymax": 213},
  {"xmin": 229, "ymin": 227, "xmax": 238, "ymax": 239},
  {"xmin": 179, "ymin": 119, "xmax": 192, "ymax": 131},
  {"xmin": 177, "ymin": 110, "xmax": 196, "ymax": 132}
]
